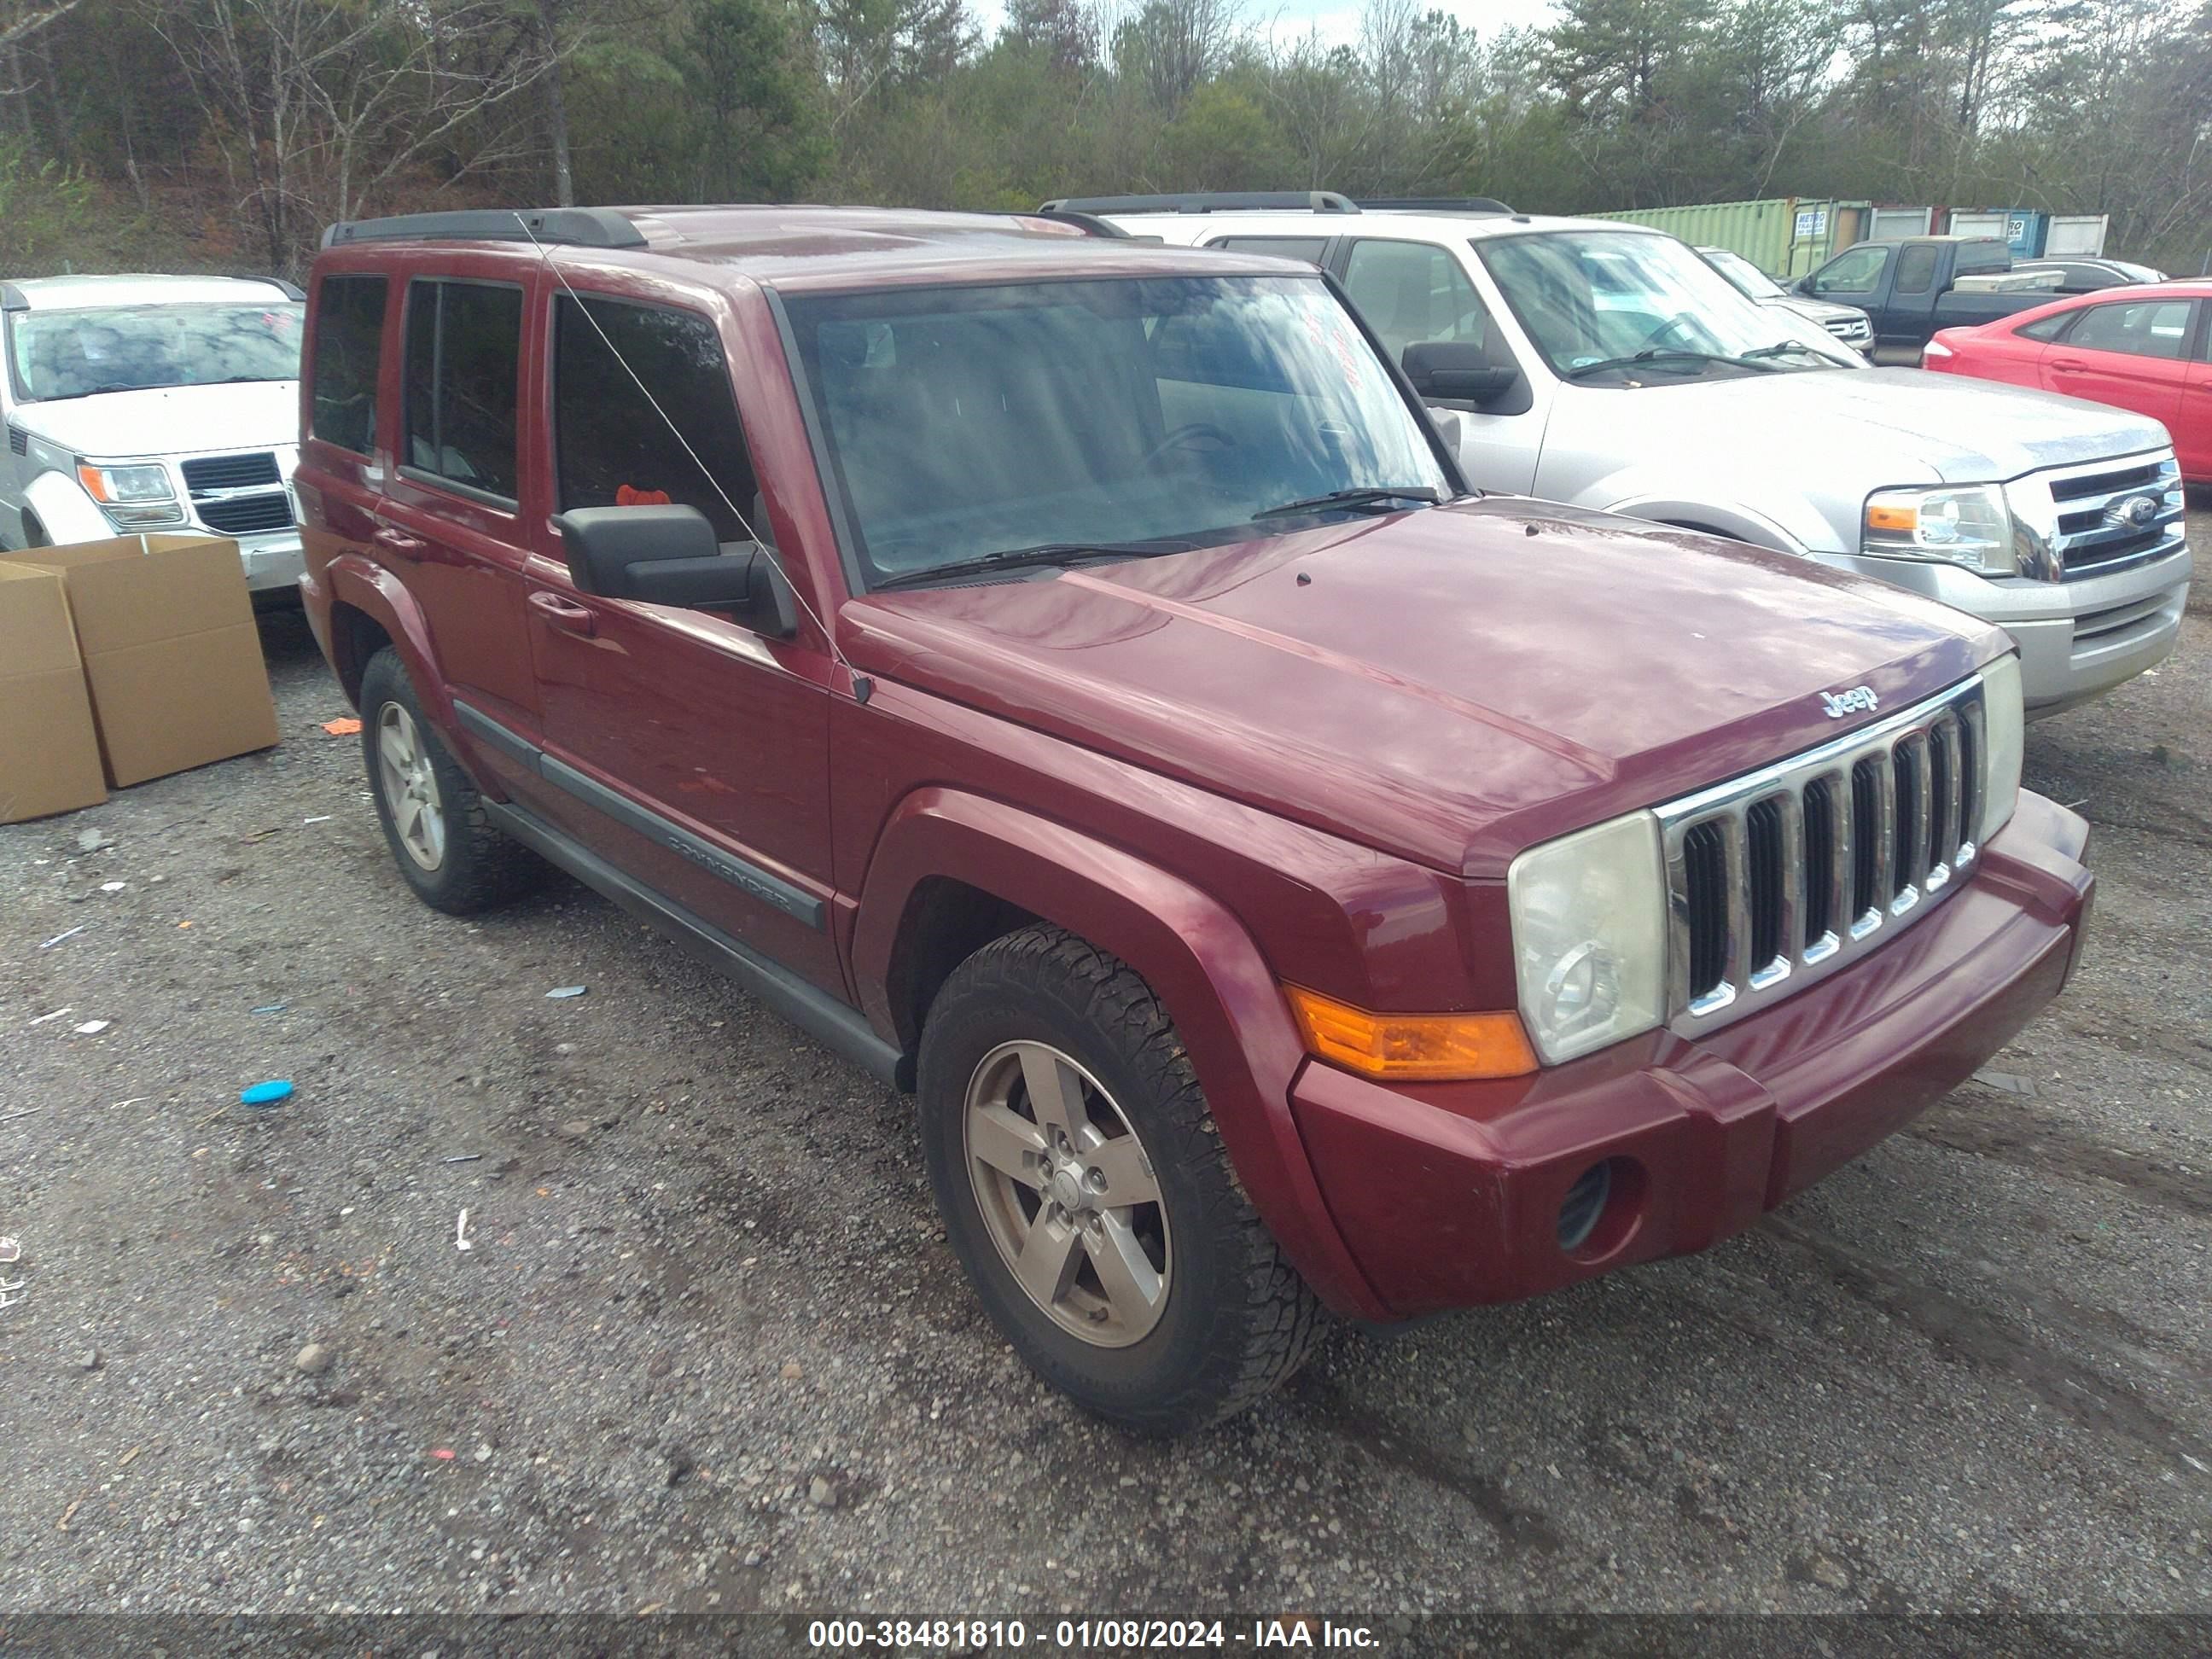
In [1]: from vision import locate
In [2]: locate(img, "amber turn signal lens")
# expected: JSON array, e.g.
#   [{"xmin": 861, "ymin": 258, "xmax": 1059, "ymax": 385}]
[
  {"xmin": 1864, "ymin": 503, "xmax": 1918, "ymax": 533},
  {"xmin": 1285, "ymin": 987, "xmax": 1538, "ymax": 1081},
  {"xmin": 75, "ymin": 464, "xmax": 110, "ymax": 503}
]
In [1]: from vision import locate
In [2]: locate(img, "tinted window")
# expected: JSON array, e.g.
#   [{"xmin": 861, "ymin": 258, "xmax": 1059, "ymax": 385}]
[
  {"xmin": 554, "ymin": 297, "xmax": 756, "ymax": 541},
  {"xmin": 1812, "ymin": 245, "xmax": 1889, "ymax": 296},
  {"xmin": 1212, "ymin": 236, "xmax": 1330, "ymax": 266},
  {"xmin": 1894, "ymin": 245, "xmax": 1939, "ymax": 295},
  {"xmin": 2068, "ymin": 299, "xmax": 2194, "ymax": 360},
  {"xmin": 2017, "ymin": 311, "xmax": 2076, "ymax": 342},
  {"xmin": 310, "ymin": 276, "xmax": 386, "ymax": 454},
  {"xmin": 1342, "ymin": 239, "xmax": 1493, "ymax": 367},
  {"xmin": 403, "ymin": 279, "xmax": 522, "ymax": 501}
]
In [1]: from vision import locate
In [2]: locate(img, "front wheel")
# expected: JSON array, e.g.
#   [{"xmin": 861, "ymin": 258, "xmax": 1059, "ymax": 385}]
[{"xmin": 917, "ymin": 924, "xmax": 1323, "ymax": 1434}]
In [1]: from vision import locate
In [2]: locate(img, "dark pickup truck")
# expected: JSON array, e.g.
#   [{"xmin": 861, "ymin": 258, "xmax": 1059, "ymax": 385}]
[{"xmin": 1795, "ymin": 235, "xmax": 2063, "ymax": 358}]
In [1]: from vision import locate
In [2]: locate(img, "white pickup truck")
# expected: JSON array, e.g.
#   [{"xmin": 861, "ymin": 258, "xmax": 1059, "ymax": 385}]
[{"xmin": 1, "ymin": 274, "xmax": 306, "ymax": 597}]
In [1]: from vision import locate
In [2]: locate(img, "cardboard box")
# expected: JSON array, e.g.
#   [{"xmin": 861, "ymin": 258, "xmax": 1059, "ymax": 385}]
[
  {"xmin": 0, "ymin": 562, "xmax": 108, "ymax": 822},
  {"xmin": 0, "ymin": 535, "xmax": 278, "ymax": 788}
]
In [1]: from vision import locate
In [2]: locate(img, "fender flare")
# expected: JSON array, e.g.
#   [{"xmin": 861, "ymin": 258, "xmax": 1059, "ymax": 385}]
[
  {"xmin": 321, "ymin": 551, "xmax": 460, "ymax": 736},
  {"xmin": 1597, "ymin": 492, "xmax": 1812, "ymax": 555},
  {"xmin": 852, "ymin": 787, "xmax": 1389, "ymax": 1320},
  {"xmin": 23, "ymin": 470, "xmax": 112, "ymax": 545}
]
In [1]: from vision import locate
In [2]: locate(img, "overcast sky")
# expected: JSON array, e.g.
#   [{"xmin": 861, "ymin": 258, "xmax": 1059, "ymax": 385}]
[{"xmin": 971, "ymin": 0, "xmax": 1563, "ymax": 51}]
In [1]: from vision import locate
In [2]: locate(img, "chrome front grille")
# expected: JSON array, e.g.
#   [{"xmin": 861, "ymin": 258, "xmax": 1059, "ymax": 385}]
[
  {"xmin": 182, "ymin": 450, "xmax": 293, "ymax": 538},
  {"xmin": 1824, "ymin": 316, "xmax": 1871, "ymax": 341},
  {"xmin": 2007, "ymin": 451, "xmax": 2185, "ymax": 582},
  {"xmin": 1657, "ymin": 678, "xmax": 1986, "ymax": 1033}
]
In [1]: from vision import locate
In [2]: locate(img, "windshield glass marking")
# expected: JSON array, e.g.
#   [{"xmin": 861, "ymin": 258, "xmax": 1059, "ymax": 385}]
[
  {"xmin": 9, "ymin": 303, "xmax": 303, "ymax": 401},
  {"xmin": 782, "ymin": 276, "xmax": 1450, "ymax": 590},
  {"xmin": 1476, "ymin": 230, "xmax": 1843, "ymax": 383}
]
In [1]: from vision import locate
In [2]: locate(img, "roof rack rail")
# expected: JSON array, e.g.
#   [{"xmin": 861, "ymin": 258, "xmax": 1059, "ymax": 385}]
[
  {"xmin": 321, "ymin": 207, "xmax": 648, "ymax": 250},
  {"xmin": 1038, "ymin": 191, "xmax": 1361, "ymax": 217},
  {"xmin": 1354, "ymin": 196, "xmax": 1516, "ymax": 215}
]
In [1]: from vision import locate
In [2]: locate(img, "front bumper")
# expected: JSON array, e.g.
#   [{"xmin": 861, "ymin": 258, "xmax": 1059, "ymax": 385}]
[
  {"xmin": 233, "ymin": 528, "xmax": 306, "ymax": 595},
  {"xmin": 1289, "ymin": 791, "xmax": 2092, "ymax": 1319},
  {"xmin": 1827, "ymin": 545, "xmax": 2189, "ymax": 717}
]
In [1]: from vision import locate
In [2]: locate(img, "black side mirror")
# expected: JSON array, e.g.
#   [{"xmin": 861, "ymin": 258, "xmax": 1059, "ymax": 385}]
[
  {"xmin": 553, "ymin": 504, "xmax": 799, "ymax": 637},
  {"xmin": 1401, "ymin": 341, "xmax": 1517, "ymax": 405}
]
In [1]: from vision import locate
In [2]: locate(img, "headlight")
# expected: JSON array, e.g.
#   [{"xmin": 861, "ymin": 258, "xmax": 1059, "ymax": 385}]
[
  {"xmin": 1977, "ymin": 654, "xmax": 2023, "ymax": 846},
  {"xmin": 77, "ymin": 461, "xmax": 174, "ymax": 504},
  {"xmin": 1506, "ymin": 812, "xmax": 1668, "ymax": 1065},
  {"xmin": 1862, "ymin": 484, "xmax": 2014, "ymax": 574}
]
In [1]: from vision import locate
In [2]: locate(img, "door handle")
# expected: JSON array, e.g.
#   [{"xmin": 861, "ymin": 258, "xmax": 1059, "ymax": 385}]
[
  {"xmin": 528, "ymin": 590, "xmax": 596, "ymax": 637},
  {"xmin": 372, "ymin": 525, "xmax": 426, "ymax": 556},
  {"xmin": 2049, "ymin": 358, "xmax": 2088, "ymax": 372}
]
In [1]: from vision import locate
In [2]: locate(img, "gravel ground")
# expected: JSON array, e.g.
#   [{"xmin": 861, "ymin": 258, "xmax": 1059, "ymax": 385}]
[{"xmin": 1, "ymin": 516, "xmax": 2207, "ymax": 1628}]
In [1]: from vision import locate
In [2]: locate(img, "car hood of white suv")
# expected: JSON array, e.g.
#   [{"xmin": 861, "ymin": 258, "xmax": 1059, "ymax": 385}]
[
  {"xmin": 1560, "ymin": 366, "xmax": 2170, "ymax": 485},
  {"xmin": 15, "ymin": 380, "xmax": 299, "ymax": 460}
]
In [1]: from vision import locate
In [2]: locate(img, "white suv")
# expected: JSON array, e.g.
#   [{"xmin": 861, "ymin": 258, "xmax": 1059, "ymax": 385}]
[
  {"xmin": 1, "ymin": 274, "xmax": 306, "ymax": 597},
  {"xmin": 1056, "ymin": 192, "xmax": 2190, "ymax": 717}
]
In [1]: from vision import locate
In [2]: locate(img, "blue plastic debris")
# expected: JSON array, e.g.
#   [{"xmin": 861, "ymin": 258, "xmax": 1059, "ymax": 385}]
[{"xmin": 239, "ymin": 1080, "xmax": 294, "ymax": 1108}]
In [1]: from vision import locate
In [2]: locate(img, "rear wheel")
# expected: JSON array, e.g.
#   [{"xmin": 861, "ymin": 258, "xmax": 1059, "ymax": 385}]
[
  {"xmin": 358, "ymin": 648, "xmax": 544, "ymax": 914},
  {"xmin": 917, "ymin": 924, "xmax": 1322, "ymax": 1434}
]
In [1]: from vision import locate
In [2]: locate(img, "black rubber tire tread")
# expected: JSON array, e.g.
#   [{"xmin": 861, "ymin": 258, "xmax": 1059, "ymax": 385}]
[
  {"xmin": 358, "ymin": 648, "xmax": 545, "ymax": 915},
  {"xmin": 918, "ymin": 923, "xmax": 1324, "ymax": 1434}
]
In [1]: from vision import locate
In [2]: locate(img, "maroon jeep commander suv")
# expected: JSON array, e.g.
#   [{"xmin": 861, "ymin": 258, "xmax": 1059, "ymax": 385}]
[{"xmin": 297, "ymin": 205, "xmax": 2092, "ymax": 1432}]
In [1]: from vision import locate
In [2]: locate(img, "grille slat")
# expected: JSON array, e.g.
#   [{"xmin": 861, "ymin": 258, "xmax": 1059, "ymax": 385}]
[
  {"xmin": 196, "ymin": 493, "xmax": 293, "ymax": 535},
  {"xmin": 1661, "ymin": 678, "xmax": 1988, "ymax": 1034},
  {"xmin": 2036, "ymin": 453, "xmax": 2186, "ymax": 580},
  {"xmin": 181, "ymin": 451, "xmax": 281, "ymax": 492}
]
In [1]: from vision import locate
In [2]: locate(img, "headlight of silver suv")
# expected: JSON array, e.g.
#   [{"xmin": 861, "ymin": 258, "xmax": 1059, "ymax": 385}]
[
  {"xmin": 1977, "ymin": 653, "xmax": 2023, "ymax": 846},
  {"xmin": 1861, "ymin": 484, "xmax": 2014, "ymax": 574},
  {"xmin": 1506, "ymin": 812, "xmax": 1668, "ymax": 1065},
  {"xmin": 77, "ymin": 460, "xmax": 185, "ymax": 527}
]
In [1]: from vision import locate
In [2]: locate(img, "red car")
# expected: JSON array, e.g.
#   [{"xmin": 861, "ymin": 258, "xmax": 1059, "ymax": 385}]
[
  {"xmin": 1924, "ymin": 282, "xmax": 2212, "ymax": 483},
  {"xmin": 295, "ymin": 206, "xmax": 2089, "ymax": 1431}
]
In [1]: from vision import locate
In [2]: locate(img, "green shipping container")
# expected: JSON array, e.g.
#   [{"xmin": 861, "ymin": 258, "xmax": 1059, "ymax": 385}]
[{"xmin": 1589, "ymin": 198, "xmax": 1871, "ymax": 279}]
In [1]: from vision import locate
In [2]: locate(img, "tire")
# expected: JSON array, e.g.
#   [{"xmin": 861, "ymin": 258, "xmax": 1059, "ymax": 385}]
[
  {"xmin": 917, "ymin": 923, "xmax": 1323, "ymax": 1434},
  {"xmin": 358, "ymin": 648, "xmax": 544, "ymax": 914}
]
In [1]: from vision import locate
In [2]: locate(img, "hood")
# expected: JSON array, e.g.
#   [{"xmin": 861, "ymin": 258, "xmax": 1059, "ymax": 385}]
[
  {"xmin": 13, "ymin": 381, "xmax": 299, "ymax": 460},
  {"xmin": 1775, "ymin": 294, "xmax": 1867, "ymax": 326},
  {"xmin": 841, "ymin": 499, "xmax": 2002, "ymax": 876},
  {"xmin": 1563, "ymin": 365, "xmax": 2171, "ymax": 484}
]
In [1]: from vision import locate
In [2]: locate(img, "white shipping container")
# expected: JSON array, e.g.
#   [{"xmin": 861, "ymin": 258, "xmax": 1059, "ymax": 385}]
[{"xmin": 2045, "ymin": 214, "xmax": 2110, "ymax": 257}]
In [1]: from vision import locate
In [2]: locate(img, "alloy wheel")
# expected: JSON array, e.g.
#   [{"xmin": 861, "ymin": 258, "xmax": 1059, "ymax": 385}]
[
  {"xmin": 962, "ymin": 1039, "xmax": 1172, "ymax": 1348},
  {"xmin": 375, "ymin": 701, "xmax": 447, "ymax": 871}
]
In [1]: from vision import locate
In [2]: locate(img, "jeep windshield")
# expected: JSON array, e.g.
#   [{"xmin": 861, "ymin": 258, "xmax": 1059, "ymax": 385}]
[
  {"xmin": 1476, "ymin": 230, "xmax": 1845, "ymax": 384},
  {"xmin": 8, "ymin": 302, "xmax": 304, "ymax": 402},
  {"xmin": 781, "ymin": 276, "xmax": 1452, "ymax": 588}
]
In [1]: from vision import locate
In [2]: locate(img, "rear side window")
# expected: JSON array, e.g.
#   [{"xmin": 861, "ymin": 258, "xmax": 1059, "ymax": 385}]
[
  {"xmin": 553, "ymin": 295, "xmax": 757, "ymax": 542},
  {"xmin": 2017, "ymin": 311, "xmax": 2076, "ymax": 342},
  {"xmin": 310, "ymin": 275, "xmax": 387, "ymax": 455},
  {"xmin": 1894, "ymin": 245, "xmax": 1939, "ymax": 295},
  {"xmin": 403, "ymin": 279, "xmax": 522, "ymax": 502},
  {"xmin": 2067, "ymin": 299, "xmax": 2194, "ymax": 360}
]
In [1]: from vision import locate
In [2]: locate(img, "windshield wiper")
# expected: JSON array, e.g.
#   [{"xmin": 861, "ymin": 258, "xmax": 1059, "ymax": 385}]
[
  {"xmin": 873, "ymin": 538, "xmax": 1195, "ymax": 591},
  {"xmin": 29, "ymin": 381, "xmax": 147, "ymax": 401},
  {"xmin": 1251, "ymin": 486, "xmax": 1443, "ymax": 521},
  {"xmin": 1742, "ymin": 339, "xmax": 1830, "ymax": 363},
  {"xmin": 1562, "ymin": 349, "xmax": 1778, "ymax": 381}
]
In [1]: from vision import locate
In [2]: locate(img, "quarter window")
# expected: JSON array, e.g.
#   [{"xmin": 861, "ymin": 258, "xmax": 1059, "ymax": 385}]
[
  {"xmin": 553, "ymin": 295, "xmax": 758, "ymax": 542},
  {"xmin": 2066, "ymin": 299, "xmax": 2194, "ymax": 360},
  {"xmin": 1211, "ymin": 236, "xmax": 1330, "ymax": 266},
  {"xmin": 310, "ymin": 275, "xmax": 387, "ymax": 455},
  {"xmin": 2017, "ymin": 311, "xmax": 2076, "ymax": 343},
  {"xmin": 1342, "ymin": 239, "xmax": 1493, "ymax": 369},
  {"xmin": 402, "ymin": 279, "xmax": 523, "ymax": 502}
]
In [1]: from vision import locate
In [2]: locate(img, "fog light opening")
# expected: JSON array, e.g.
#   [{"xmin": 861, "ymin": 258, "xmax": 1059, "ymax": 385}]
[{"xmin": 1557, "ymin": 1161, "xmax": 1612, "ymax": 1253}]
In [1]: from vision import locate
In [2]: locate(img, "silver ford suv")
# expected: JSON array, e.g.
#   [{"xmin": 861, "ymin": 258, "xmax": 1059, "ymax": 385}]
[{"xmin": 1061, "ymin": 193, "xmax": 2191, "ymax": 718}]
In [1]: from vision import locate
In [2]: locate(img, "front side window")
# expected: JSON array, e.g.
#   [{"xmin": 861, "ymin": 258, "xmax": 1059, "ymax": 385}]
[
  {"xmin": 310, "ymin": 275, "xmax": 387, "ymax": 455},
  {"xmin": 1342, "ymin": 239, "xmax": 1495, "ymax": 369},
  {"xmin": 1477, "ymin": 229, "xmax": 1843, "ymax": 381},
  {"xmin": 783, "ymin": 275, "xmax": 1450, "ymax": 586},
  {"xmin": 1212, "ymin": 236, "xmax": 1330, "ymax": 266},
  {"xmin": 2067, "ymin": 299, "xmax": 2194, "ymax": 360},
  {"xmin": 9, "ymin": 302, "xmax": 301, "ymax": 402},
  {"xmin": 403, "ymin": 279, "xmax": 522, "ymax": 502},
  {"xmin": 1809, "ymin": 245, "xmax": 1890, "ymax": 297},
  {"xmin": 554, "ymin": 295, "xmax": 756, "ymax": 541}
]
